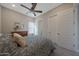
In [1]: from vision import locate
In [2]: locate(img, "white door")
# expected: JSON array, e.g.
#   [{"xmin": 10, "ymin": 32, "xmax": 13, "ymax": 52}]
[
  {"xmin": 56, "ymin": 8, "xmax": 74, "ymax": 51},
  {"xmin": 48, "ymin": 14, "xmax": 57, "ymax": 43}
]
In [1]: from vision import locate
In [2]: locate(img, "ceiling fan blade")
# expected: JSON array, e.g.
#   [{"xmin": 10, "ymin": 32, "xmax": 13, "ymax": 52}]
[
  {"xmin": 33, "ymin": 12, "xmax": 36, "ymax": 16},
  {"xmin": 31, "ymin": 3, "xmax": 37, "ymax": 10},
  {"xmin": 34, "ymin": 10, "xmax": 42, "ymax": 13},
  {"xmin": 20, "ymin": 4, "xmax": 31, "ymax": 10}
]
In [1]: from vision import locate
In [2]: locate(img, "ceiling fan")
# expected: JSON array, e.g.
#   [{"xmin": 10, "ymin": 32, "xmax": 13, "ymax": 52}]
[{"xmin": 20, "ymin": 3, "xmax": 43, "ymax": 16}]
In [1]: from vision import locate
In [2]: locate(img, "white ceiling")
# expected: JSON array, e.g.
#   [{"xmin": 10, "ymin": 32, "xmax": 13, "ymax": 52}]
[{"xmin": 0, "ymin": 3, "xmax": 62, "ymax": 17}]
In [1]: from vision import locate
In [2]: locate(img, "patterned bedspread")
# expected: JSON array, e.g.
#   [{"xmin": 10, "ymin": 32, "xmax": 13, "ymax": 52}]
[{"xmin": 0, "ymin": 35, "xmax": 55, "ymax": 56}]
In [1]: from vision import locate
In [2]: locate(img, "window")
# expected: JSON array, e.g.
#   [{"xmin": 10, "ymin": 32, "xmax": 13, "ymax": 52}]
[{"xmin": 28, "ymin": 22, "xmax": 38, "ymax": 35}]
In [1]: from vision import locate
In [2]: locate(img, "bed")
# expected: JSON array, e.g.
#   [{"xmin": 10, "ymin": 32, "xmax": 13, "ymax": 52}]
[{"xmin": 0, "ymin": 34, "xmax": 55, "ymax": 56}]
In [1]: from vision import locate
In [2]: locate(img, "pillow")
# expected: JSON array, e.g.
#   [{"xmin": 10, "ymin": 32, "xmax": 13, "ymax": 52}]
[{"xmin": 13, "ymin": 33, "xmax": 27, "ymax": 47}]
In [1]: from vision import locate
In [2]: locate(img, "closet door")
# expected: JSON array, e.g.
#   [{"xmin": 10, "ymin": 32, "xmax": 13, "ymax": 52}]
[
  {"xmin": 48, "ymin": 14, "xmax": 57, "ymax": 43},
  {"xmin": 56, "ymin": 8, "xmax": 74, "ymax": 51}
]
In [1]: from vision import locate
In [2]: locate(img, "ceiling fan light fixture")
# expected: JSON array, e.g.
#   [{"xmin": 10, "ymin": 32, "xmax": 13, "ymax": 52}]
[
  {"xmin": 12, "ymin": 4, "xmax": 16, "ymax": 7},
  {"xmin": 20, "ymin": 3, "xmax": 43, "ymax": 16}
]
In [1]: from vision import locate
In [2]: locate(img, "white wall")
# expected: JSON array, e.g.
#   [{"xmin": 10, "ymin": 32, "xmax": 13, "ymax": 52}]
[
  {"xmin": 36, "ymin": 4, "xmax": 75, "ymax": 51},
  {"xmin": 1, "ymin": 7, "xmax": 34, "ymax": 33},
  {"xmin": 37, "ymin": 3, "xmax": 73, "ymax": 38},
  {"xmin": 0, "ymin": 6, "xmax": 1, "ymax": 33}
]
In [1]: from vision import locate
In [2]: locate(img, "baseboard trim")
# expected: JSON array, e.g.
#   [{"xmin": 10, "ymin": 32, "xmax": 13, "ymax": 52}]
[
  {"xmin": 55, "ymin": 44, "xmax": 77, "ymax": 53},
  {"xmin": 75, "ymin": 49, "xmax": 79, "ymax": 52}
]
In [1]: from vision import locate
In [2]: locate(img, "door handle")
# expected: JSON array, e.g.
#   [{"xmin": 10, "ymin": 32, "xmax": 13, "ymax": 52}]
[
  {"xmin": 57, "ymin": 33, "xmax": 60, "ymax": 35},
  {"xmin": 49, "ymin": 32, "xmax": 51, "ymax": 33}
]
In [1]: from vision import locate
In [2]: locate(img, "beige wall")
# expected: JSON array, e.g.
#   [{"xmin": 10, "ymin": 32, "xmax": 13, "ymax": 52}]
[
  {"xmin": 1, "ymin": 7, "xmax": 34, "ymax": 33},
  {"xmin": 0, "ymin": 6, "xmax": 1, "ymax": 33}
]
